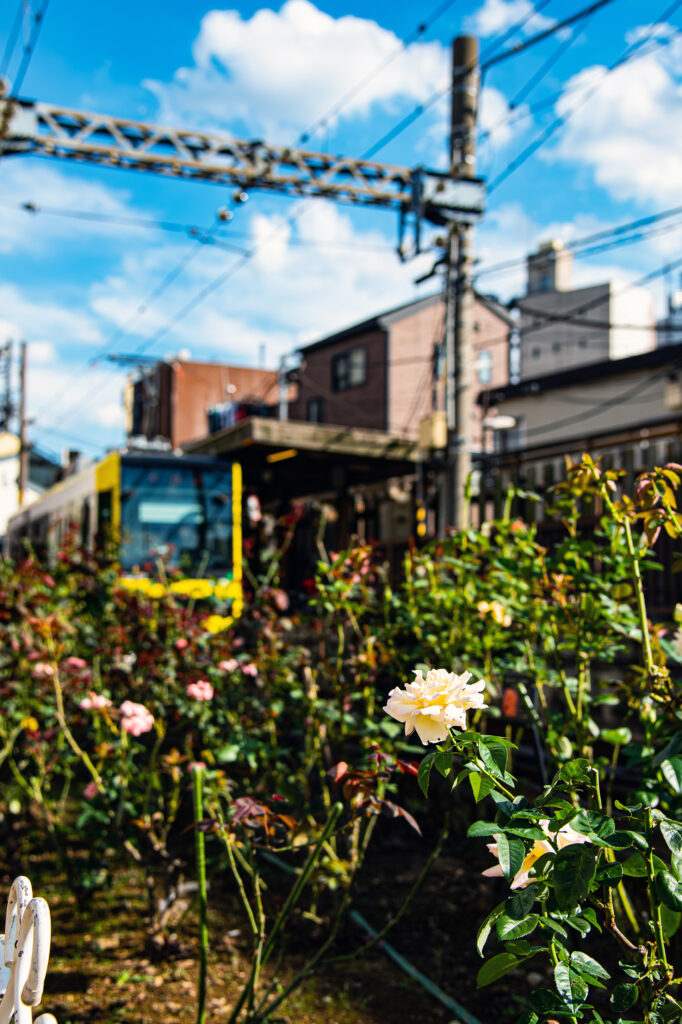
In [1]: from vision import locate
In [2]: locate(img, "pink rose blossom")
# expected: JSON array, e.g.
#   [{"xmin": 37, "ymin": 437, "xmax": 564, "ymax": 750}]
[
  {"xmin": 64, "ymin": 656, "xmax": 88, "ymax": 672},
  {"xmin": 186, "ymin": 680, "xmax": 214, "ymax": 701},
  {"xmin": 242, "ymin": 663, "xmax": 259, "ymax": 677},
  {"xmin": 175, "ymin": 638, "xmax": 189, "ymax": 651},
  {"xmin": 83, "ymin": 781, "xmax": 99, "ymax": 800},
  {"xmin": 188, "ymin": 761, "xmax": 207, "ymax": 773},
  {"xmin": 80, "ymin": 692, "xmax": 112, "ymax": 711},
  {"xmin": 32, "ymin": 662, "xmax": 54, "ymax": 679},
  {"xmin": 120, "ymin": 700, "xmax": 154, "ymax": 736},
  {"xmin": 219, "ymin": 659, "xmax": 238, "ymax": 672}
]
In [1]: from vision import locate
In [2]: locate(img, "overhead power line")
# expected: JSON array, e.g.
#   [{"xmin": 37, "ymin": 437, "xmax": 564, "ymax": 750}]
[
  {"xmin": 297, "ymin": 0, "xmax": 461, "ymax": 146},
  {"xmin": 362, "ymin": 0, "xmax": 617, "ymax": 160},
  {"xmin": 480, "ymin": 0, "xmax": 617, "ymax": 72},
  {"xmin": 487, "ymin": 0, "xmax": 682, "ymax": 193},
  {"xmin": 0, "ymin": 1, "xmax": 26, "ymax": 78},
  {"xmin": 8, "ymin": 0, "xmax": 49, "ymax": 96},
  {"xmin": 474, "ymin": 203, "xmax": 682, "ymax": 282}
]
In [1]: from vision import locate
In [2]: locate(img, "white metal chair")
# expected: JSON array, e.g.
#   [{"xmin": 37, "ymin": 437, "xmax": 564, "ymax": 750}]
[{"xmin": 0, "ymin": 877, "xmax": 57, "ymax": 1024}]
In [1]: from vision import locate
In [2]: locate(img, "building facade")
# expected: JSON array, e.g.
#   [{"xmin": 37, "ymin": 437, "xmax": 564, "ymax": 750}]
[
  {"xmin": 288, "ymin": 291, "xmax": 514, "ymax": 455},
  {"xmin": 518, "ymin": 241, "xmax": 656, "ymax": 380},
  {"xmin": 127, "ymin": 360, "xmax": 281, "ymax": 449}
]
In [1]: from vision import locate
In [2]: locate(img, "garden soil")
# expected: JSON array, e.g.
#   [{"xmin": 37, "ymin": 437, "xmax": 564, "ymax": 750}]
[{"xmin": 0, "ymin": 818, "xmax": 562, "ymax": 1024}]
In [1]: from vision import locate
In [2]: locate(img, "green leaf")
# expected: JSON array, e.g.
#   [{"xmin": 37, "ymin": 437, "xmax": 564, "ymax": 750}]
[
  {"xmin": 610, "ymin": 982, "xmax": 638, "ymax": 1012},
  {"xmin": 573, "ymin": 811, "xmax": 615, "ymax": 839},
  {"xmin": 554, "ymin": 961, "xmax": 588, "ymax": 1010},
  {"xmin": 655, "ymin": 870, "xmax": 682, "ymax": 911},
  {"xmin": 660, "ymin": 819, "xmax": 682, "ymax": 854},
  {"xmin": 497, "ymin": 914, "xmax": 539, "ymax": 941},
  {"xmin": 553, "ymin": 845, "xmax": 597, "ymax": 911},
  {"xmin": 435, "ymin": 751, "xmax": 453, "ymax": 777},
  {"xmin": 497, "ymin": 834, "xmax": 525, "ymax": 883},
  {"xmin": 515, "ymin": 1012, "xmax": 538, "ymax": 1024},
  {"xmin": 529, "ymin": 989, "xmax": 562, "ymax": 1014},
  {"xmin": 601, "ymin": 727, "xmax": 632, "ymax": 746},
  {"xmin": 559, "ymin": 758, "xmax": 591, "ymax": 783},
  {"xmin": 622, "ymin": 852, "xmax": 647, "ymax": 877},
  {"xmin": 476, "ymin": 901, "xmax": 506, "ymax": 957},
  {"xmin": 467, "ymin": 820, "xmax": 499, "ymax": 837},
  {"xmin": 596, "ymin": 861, "xmax": 623, "ymax": 885},
  {"xmin": 570, "ymin": 951, "xmax": 610, "ymax": 980},
  {"xmin": 653, "ymin": 733, "xmax": 682, "ymax": 768},
  {"xmin": 470, "ymin": 772, "xmax": 495, "ymax": 803},
  {"xmin": 476, "ymin": 952, "xmax": 520, "ymax": 989},
  {"xmin": 660, "ymin": 757, "xmax": 682, "ymax": 795},
  {"xmin": 506, "ymin": 884, "xmax": 538, "ymax": 921},
  {"xmin": 417, "ymin": 754, "xmax": 435, "ymax": 798}
]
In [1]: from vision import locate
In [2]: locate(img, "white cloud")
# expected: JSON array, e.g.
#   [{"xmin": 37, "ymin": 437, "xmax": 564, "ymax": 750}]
[
  {"xmin": 144, "ymin": 0, "xmax": 447, "ymax": 141},
  {"xmin": 466, "ymin": 0, "xmax": 554, "ymax": 38},
  {"xmin": 28, "ymin": 341, "xmax": 57, "ymax": 365},
  {"xmin": 0, "ymin": 284, "xmax": 102, "ymax": 347},
  {"xmin": 550, "ymin": 29, "xmax": 682, "ymax": 205},
  {"xmin": 479, "ymin": 86, "xmax": 527, "ymax": 149}
]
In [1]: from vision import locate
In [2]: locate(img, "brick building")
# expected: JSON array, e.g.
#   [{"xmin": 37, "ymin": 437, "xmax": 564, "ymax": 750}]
[{"xmin": 288, "ymin": 291, "xmax": 514, "ymax": 454}]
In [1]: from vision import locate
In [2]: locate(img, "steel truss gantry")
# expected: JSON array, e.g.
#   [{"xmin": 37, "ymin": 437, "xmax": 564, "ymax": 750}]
[{"xmin": 0, "ymin": 95, "xmax": 485, "ymax": 254}]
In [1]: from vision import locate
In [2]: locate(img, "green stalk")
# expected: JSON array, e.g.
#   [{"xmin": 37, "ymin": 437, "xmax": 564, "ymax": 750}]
[
  {"xmin": 623, "ymin": 518, "xmax": 656, "ymax": 676},
  {"xmin": 259, "ymin": 801, "xmax": 343, "ymax": 969},
  {"xmin": 645, "ymin": 807, "xmax": 669, "ymax": 971},
  {"xmin": 226, "ymin": 802, "xmax": 343, "ymax": 1024},
  {"xmin": 192, "ymin": 766, "xmax": 208, "ymax": 1024}
]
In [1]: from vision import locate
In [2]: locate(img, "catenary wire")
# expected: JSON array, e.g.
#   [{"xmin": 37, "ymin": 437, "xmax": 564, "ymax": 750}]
[
  {"xmin": 296, "ymin": 0, "xmax": 461, "ymax": 146},
  {"xmin": 9, "ymin": 0, "xmax": 49, "ymax": 96},
  {"xmin": 474, "ymin": 204, "xmax": 682, "ymax": 282},
  {"xmin": 0, "ymin": 0, "xmax": 25, "ymax": 78},
  {"xmin": 362, "ymin": 0, "xmax": 617, "ymax": 160},
  {"xmin": 487, "ymin": 0, "xmax": 682, "ymax": 193},
  {"xmin": 32, "ymin": 4, "xmax": 462, "ymax": 434}
]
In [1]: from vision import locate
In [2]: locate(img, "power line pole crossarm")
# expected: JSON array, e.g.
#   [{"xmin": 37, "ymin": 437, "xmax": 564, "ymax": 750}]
[{"xmin": 445, "ymin": 35, "xmax": 481, "ymax": 531}]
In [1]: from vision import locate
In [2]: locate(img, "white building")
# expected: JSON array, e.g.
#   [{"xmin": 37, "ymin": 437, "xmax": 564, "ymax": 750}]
[
  {"xmin": 0, "ymin": 433, "xmax": 61, "ymax": 537},
  {"xmin": 518, "ymin": 241, "xmax": 656, "ymax": 380}
]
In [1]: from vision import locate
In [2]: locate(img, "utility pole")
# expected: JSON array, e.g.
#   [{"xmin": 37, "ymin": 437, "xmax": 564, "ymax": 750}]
[
  {"xmin": 0, "ymin": 341, "xmax": 11, "ymax": 430},
  {"xmin": 18, "ymin": 340, "xmax": 28, "ymax": 506},
  {"xmin": 445, "ymin": 35, "xmax": 479, "ymax": 530}
]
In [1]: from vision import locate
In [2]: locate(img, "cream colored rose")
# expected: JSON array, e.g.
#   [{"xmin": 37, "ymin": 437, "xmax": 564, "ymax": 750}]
[
  {"xmin": 383, "ymin": 668, "xmax": 488, "ymax": 745},
  {"xmin": 483, "ymin": 819, "xmax": 590, "ymax": 889}
]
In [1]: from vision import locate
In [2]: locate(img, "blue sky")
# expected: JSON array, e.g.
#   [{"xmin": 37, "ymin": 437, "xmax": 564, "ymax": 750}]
[{"xmin": 0, "ymin": 0, "xmax": 680, "ymax": 458}]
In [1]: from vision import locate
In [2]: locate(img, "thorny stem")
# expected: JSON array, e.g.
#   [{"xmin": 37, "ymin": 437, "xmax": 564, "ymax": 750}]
[{"xmin": 645, "ymin": 807, "xmax": 669, "ymax": 972}]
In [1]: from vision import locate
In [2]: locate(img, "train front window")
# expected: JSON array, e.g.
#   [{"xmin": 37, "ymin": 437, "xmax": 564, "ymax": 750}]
[{"xmin": 119, "ymin": 462, "xmax": 233, "ymax": 574}]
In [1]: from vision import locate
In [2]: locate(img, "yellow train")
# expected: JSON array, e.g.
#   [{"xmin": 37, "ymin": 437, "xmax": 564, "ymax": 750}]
[{"xmin": 5, "ymin": 450, "xmax": 243, "ymax": 614}]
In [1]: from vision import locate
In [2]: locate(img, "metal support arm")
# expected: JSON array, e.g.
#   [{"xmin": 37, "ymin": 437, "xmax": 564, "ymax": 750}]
[{"xmin": 0, "ymin": 97, "xmax": 484, "ymax": 249}]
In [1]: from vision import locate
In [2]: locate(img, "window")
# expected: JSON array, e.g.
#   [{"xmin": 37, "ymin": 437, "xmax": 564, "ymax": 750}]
[
  {"xmin": 307, "ymin": 397, "xmax": 324, "ymax": 423},
  {"xmin": 578, "ymin": 337, "xmax": 588, "ymax": 349},
  {"xmin": 477, "ymin": 349, "xmax": 492, "ymax": 385},
  {"xmin": 531, "ymin": 347, "xmax": 541, "ymax": 359},
  {"xmin": 552, "ymin": 341, "xmax": 561, "ymax": 353},
  {"xmin": 331, "ymin": 346, "xmax": 367, "ymax": 391}
]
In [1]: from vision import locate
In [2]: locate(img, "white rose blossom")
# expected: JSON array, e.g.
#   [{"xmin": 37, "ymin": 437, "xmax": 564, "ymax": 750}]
[
  {"xmin": 383, "ymin": 668, "xmax": 488, "ymax": 745},
  {"xmin": 483, "ymin": 819, "xmax": 590, "ymax": 890}
]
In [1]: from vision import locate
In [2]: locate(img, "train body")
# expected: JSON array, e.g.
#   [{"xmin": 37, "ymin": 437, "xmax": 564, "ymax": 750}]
[{"xmin": 5, "ymin": 450, "xmax": 242, "ymax": 609}]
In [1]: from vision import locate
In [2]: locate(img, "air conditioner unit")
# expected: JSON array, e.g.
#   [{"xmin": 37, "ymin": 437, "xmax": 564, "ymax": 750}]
[
  {"xmin": 664, "ymin": 382, "xmax": 682, "ymax": 410},
  {"xmin": 417, "ymin": 412, "xmax": 447, "ymax": 450}
]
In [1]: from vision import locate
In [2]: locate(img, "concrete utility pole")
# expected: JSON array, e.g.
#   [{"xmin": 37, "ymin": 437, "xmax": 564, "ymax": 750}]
[
  {"xmin": 18, "ymin": 340, "xmax": 28, "ymax": 506},
  {"xmin": 445, "ymin": 35, "xmax": 479, "ymax": 530}
]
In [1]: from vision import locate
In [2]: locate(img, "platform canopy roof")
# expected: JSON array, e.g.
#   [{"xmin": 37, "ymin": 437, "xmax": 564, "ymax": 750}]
[{"xmin": 184, "ymin": 417, "xmax": 420, "ymax": 504}]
